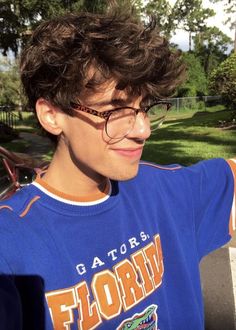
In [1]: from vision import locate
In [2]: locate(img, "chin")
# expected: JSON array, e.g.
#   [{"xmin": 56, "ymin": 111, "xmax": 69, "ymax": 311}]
[{"xmin": 108, "ymin": 164, "xmax": 140, "ymax": 181}]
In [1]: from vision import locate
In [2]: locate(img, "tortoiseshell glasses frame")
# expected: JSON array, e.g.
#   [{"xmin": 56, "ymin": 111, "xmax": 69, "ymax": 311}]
[{"xmin": 70, "ymin": 100, "xmax": 172, "ymax": 139}]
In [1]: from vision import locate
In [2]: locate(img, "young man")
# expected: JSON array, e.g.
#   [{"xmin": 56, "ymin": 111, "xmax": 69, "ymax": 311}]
[{"xmin": 0, "ymin": 11, "xmax": 235, "ymax": 330}]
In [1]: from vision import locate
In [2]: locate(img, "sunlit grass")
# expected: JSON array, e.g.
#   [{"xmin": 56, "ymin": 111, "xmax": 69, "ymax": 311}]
[{"xmin": 142, "ymin": 108, "xmax": 236, "ymax": 166}]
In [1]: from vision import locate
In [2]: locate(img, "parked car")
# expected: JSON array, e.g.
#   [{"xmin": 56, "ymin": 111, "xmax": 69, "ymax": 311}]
[{"xmin": 0, "ymin": 146, "xmax": 42, "ymax": 200}]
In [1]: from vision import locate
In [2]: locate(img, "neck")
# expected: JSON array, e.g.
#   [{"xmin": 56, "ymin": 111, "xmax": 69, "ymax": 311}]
[{"xmin": 42, "ymin": 147, "xmax": 108, "ymax": 197}]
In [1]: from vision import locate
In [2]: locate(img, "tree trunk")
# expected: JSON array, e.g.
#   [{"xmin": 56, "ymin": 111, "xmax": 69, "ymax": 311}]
[
  {"xmin": 189, "ymin": 31, "xmax": 192, "ymax": 51},
  {"xmin": 234, "ymin": 22, "xmax": 236, "ymax": 53}
]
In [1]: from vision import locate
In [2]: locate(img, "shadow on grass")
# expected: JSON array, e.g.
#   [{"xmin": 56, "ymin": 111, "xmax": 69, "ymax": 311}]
[
  {"xmin": 15, "ymin": 114, "xmax": 40, "ymax": 134},
  {"xmin": 168, "ymin": 109, "xmax": 234, "ymax": 128},
  {"xmin": 142, "ymin": 110, "xmax": 236, "ymax": 166},
  {"xmin": 0, "ymin": 140, "xmax": 30, "ymax": 153}
]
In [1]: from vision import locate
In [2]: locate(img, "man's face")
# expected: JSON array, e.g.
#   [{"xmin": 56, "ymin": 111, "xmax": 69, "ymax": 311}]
[{"xmin": 57, "ymin": 80, "xmax": 151, "ymax": 182}]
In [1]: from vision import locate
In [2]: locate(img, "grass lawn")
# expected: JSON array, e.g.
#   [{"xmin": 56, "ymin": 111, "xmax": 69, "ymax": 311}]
[
  {"xmin": 14, "ymin": 111, "xmax": 40, "ymax": 133},
  {"xmin": 0, "ymin": 111, "xmax": 40, "ymax": 153},
  {"xmin": 1, "ymin": 140, "xmax": 30, "ymax": 153},
  {"xmin": 142, "ymin": 107, "xmax": 236, "ymax": 166}
]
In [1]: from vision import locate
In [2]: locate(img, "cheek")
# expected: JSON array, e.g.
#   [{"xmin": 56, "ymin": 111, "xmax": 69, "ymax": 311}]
[
  {"xmin": 64, "ymin": 116, "xmax": 103, "ymax": 143},
  {"xmin": 64, "ymin": 120, "xmax": 107, "ymax": 158}
]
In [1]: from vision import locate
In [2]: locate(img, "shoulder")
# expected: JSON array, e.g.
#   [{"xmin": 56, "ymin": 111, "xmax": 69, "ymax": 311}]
[
  {"xmin": 139, "ymin": 158, "xmax": 231, "ymax": 177},
  {"xmin": 136, "ymin": 158, "xmax": 234, "ymax": 191},
  {"xmin": 136, "ymin": 160, "xmax": 183, "ymax": 187},
  {"xmin": 0, "ymin": 184, "xmax": 41, "ymax": 222},
  {"xmin": 138, "ymin": 160, "xmax": 183, "ymax": 180},
  {"xmin": 183, "ymin": 158, "xmax": 234, "ymax": 185}
]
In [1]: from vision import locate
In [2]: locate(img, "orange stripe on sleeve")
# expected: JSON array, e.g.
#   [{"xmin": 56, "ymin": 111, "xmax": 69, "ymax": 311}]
[
  {"xmin": 19, "ymin": 196, "xmax": 41, "ymax": 218},
  {"xmin": 139, "ymin": 162, "xmax": 182, "ymax": 171},
  {"xmin": 227, "ymin": 159, "xmax": 236, "ymax": 235},
  {"xmin": 0, "ymin": 205, "xmax": 13, "ymax": 212}
]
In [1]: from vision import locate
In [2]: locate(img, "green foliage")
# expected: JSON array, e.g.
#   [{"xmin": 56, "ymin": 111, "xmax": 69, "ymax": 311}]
[
  {"xmin": 143, "ymin": 0, "xmax": 214, "ymax": 43},
  {"xmin": 172, "ymin": 0, "xmax": 215, "ymax": 50},
  {"xmin": 0, "ymin": 0, "xmax": 49, "ymax": 55},
  {"xmin": 173, "ymin": 0, "xmax": 215, "ymax": 33},
  {"xmin": 209, "ymin": 0, "xmax": 236, "ymax": 52},
  {"xmin": 193, "ymin": 27, "xmax": 232, "ymax": 76},
  {"xmin": 208, "ymin": 54, "xmax": 236, "ymax": 108},
  {"xmin": 143, "ymin": 0, "xmax": 176, "ymax": 38},
  {"xmin": 0, "ymin": 0, "xmax": 143, "ymax": 56},
  {"xmin": 210, "ymin": 0, "xmax": 236, "ymax": 29},
  {"xmin": 0, "ymin": 59, "xmax": 22, "ymax": 106},
  {"xmin": 177, "ymin": 52, "xmax": 208, "ymax": 97},
  {"xmin": 0, "ymin": 0, "xmax": 113, "ymax": 55}
]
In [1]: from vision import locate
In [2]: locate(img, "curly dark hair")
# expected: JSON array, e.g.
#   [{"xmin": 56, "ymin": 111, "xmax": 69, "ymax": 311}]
[{"xmin": 20, "ymin": 11, "xmax": 185, "ymax": 114}]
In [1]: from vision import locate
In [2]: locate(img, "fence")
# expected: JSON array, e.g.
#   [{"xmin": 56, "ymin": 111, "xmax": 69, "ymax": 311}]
[
  {"xmin": 0, "ymin": 106, "xmax": 20, "ymax": 130},
  {"xmin": 167, "ymin": 96, "xmax": 222, "ymax": 112}
]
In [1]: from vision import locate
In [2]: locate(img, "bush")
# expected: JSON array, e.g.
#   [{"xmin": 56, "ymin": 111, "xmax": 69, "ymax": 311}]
[
  {"xmin": 177, "ymin": 52, "xmax": 208, "ymax": 97},
  {"xmin": 208, "ymin": 54, "xmax": 236, "ymax": 109}
]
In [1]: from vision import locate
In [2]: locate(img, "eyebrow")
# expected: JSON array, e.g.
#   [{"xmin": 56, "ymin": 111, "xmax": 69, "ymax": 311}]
[
  {"xmin": 87, "ymin": 98, "xmax": 127, "ymax": 106},
  {"xmin": 86, "ymin": 97, "xmax": 141, "ymax": 108}
]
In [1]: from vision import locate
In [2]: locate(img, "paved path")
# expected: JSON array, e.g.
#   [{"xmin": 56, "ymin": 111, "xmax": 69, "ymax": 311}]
[
  {"xmin": 201, "ymin": 247, "xmax": 236, "ymax": 329},
  {"xmin": 19, "ymin": 132, "xmax": 54, "ymax": 160}
]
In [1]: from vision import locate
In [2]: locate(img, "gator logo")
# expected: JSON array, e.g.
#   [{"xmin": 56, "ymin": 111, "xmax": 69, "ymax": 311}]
[{"xmin": 117, "ymin": 305, "xmax": 158, "ymax": 330}]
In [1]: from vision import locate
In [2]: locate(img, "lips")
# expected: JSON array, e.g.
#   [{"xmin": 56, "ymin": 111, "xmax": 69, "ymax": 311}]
[{"xmin": 111, "ymin": 147, "xmax": 143, "ymax": 158}]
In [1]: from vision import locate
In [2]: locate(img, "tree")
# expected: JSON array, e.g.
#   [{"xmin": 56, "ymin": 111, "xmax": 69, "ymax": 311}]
[
  {"xmin": 143, "ymin": 0, "xmax": 215, "ymax": 49},
  {"xmin": 0, "ymin": 0, "xmax": 142, "ymax": 56},
  {"xmin": 210, "ymin": 0, "xmax": 236, "ymax": 52},
  {"xmin": 69, "ymin": 0, "xmax": 108, "ymax": 14},
  {"xmin": 143, "ymin": 0, "xmax": 176, "ymax": 39},
  {"xmin": 177, "ymin": 52, "xmax": 208, "ymax": 97},
  {"xmin": 0, "ymin": 0, "xmax": 111, "ymax": 56},
  {"xmin": 173, "ymin": 0, "xmax": 215, "ymax": 51},
  {"xmin": 0, "ymin": 1, "xmax": 22, "ymax": 55},
  {"xmin": 0, "ymin": 58, "xmax": 22, "ymax": 106},
  {"xmin": 208, "ymin": 53, "xmax": 236, "ymax": 108},
  {"xmin": 193, "ymin": 27, "xmax": 232, "ymax": 76}
]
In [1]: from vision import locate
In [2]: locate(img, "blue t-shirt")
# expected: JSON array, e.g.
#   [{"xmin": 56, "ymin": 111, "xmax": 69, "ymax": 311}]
[{"xmin": 0, "ymin": 158, "xmax": 235, "ymax": 330}]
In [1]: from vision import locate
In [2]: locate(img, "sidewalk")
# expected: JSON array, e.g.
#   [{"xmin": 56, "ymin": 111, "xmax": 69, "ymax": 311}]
[{"xmin": 19, "ymin": 132, "xmax": 54, "ymax": 161}]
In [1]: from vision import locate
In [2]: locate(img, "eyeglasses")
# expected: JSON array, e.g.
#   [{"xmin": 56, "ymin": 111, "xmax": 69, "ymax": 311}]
[{"xmin": 70, "ymin": 100, "xmax": 172, "ymax": 139}]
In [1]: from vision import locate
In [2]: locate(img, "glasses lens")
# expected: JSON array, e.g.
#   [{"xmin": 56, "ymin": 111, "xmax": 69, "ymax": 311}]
[
  {"xmin": 106, "ymin": 108, "xmax": 136, "ymax": 139},
  {"xmin": 148, "ymin": 103, "xmax": 169, "ymax": 131}
]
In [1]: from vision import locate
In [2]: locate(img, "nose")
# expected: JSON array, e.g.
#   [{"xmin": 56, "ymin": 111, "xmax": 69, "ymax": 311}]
[{"xmin": 127, "ymin": 111, "xmax": 151, "ymax": 140}]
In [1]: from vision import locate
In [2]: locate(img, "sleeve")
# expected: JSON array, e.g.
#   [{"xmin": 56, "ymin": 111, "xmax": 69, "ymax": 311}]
[
  {"xmin": 191, "ymin": 158, "xmax": 235, "ymax": 259},
  {"xmin": 226, "ymin": 159, "xmax": 236, "ymax": 236}
]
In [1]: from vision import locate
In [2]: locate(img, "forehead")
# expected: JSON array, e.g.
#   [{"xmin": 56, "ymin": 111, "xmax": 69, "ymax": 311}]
[
  {"xmin": 79, "ymin": 75, "xmax": 144, "ymax": 105},
  {"xmin": 80, "ymin": 79, "xmax": 132, "ymax": 105}
]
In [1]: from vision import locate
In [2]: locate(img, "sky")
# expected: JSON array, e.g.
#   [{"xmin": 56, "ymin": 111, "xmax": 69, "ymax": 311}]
[{"xmin": 169, "ymin": 0, "xmax": 235, "ymax": 51}]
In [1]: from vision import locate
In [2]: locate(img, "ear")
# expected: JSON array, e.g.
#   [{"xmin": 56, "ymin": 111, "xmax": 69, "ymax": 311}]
[{"xmin": 35, "ymin": 98, "xmax": 63, "ymax": 136}]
